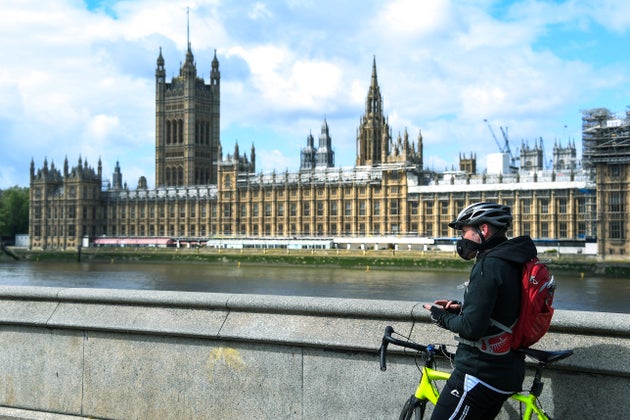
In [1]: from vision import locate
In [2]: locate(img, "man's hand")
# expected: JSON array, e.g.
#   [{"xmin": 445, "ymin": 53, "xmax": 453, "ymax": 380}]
[
  {"xmin": 422, "ymin": 303, "xmax": 448, "ymax": 328},
  {"xmin": 424, "ymin": 299, "xmax": 462, "ymax": 315}
]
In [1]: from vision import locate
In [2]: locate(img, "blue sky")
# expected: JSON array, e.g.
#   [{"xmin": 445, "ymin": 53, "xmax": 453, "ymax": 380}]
[{"xmin": 1, "ymin": 0, "xmax": 630, "ymax": 189}]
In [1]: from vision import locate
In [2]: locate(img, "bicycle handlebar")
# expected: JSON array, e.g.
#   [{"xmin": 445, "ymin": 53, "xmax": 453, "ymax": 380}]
[
  {"xmin": 379, "ymin": 325, "xmax": 453, "ymax": 371},
  {"xmin": 379, "ymin": 325, "xmax": 573, "ymax": 373}
]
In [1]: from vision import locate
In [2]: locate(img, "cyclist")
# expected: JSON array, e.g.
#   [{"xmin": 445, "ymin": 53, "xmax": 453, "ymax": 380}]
[{"xmin": 422, "ymin": 202, "xmax": 537, "ymax": 419}]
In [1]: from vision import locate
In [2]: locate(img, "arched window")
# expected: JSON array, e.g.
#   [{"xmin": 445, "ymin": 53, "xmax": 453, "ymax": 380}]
[{"xmin": 166, "ymin": 121, "xmax": 171, "ymax": 144}]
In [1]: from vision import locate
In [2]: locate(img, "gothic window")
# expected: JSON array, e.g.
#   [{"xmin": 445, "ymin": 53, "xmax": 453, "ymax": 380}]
[
  {"xmin": 373, "ymin": 201, "xmax": 380, "ymax": 216},
  {"xmin": 440, "ymin": 201, "xmax": 448, "ymax": 215},
  {"xmin": 609, "ymin": 165, "xmax": 622, "ymax": 178},
  {"xmin": 577, "ymin": 198, "xmax": 586, "ymax": 213},
  {"xmin": 390, "ymin": 199, "xmax": 399, "ymax": 216},
  {"xmin": 540, "ymin": 222, "xmax": 549, "ymax": 238},
  {"xmin": 609, "ymin": 192, "xmax": 624, "ymax": 213},
  {"xmin": 410, "ymin": 201, "xmax": 418, "ymax": 215},
  {"xmin": 558, "ymin": 198, "xmax": 567, "ymax": 213},
  {"xmin": 559, "ymin": 222, "xmax": 567, "ymax": 238},
  {"xmin": 540, "ymin": 198, "xmax": 549, "ymax": 214}
]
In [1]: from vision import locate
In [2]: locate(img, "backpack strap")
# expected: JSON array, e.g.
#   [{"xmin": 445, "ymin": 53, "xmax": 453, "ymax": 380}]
[
  {"xmin": 454, "ymin": 320, "xmax": 516, "ymax": 356},
  {"xmin": 455, "ymin": 332, "xmax": 511, "ymax": 356},
  {"xmin": 489, "ymin": 318, "xmax": 514, "ymax": 334}
]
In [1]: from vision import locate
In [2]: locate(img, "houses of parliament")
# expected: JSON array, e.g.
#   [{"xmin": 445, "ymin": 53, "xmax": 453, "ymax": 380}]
[{"xmin": 29, "ymin": 42, "xmax": 630, "ymax": 259}]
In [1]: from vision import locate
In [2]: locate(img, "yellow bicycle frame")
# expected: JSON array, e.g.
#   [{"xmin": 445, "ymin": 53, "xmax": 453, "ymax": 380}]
[
  {"xmin": 412, "ymin": 367, "xmax": 548, "ymax": 420},
  {"xmin": 511, "ymin": 393, "xmax": 547, "ymax": 419},
  {"xmin": 414, "ymin": 367, "xmax": 452, "ymax": 405}
]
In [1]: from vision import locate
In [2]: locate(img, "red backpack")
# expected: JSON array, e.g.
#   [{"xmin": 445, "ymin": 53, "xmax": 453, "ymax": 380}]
[{"xmin": 492, "ymin": 257, "xmax": 556, "ymax": 349}]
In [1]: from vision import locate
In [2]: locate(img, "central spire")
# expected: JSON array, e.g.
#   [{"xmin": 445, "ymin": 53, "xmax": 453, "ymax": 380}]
[
  {"xmin": 366, "ymin": 56, "xmax": 382, "ymax": 117},
  {"xmin": 183, "ymin": 7, "xmax": 195, "ymax": 71},
  {"xmin": 187, "ymin": 6, "xmax": 191, "ymax": 51}
]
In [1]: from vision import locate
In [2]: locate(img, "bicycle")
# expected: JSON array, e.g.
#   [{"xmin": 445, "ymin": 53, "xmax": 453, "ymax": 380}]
[{"xmin": 379, "ymin": 325, "xmax": 573, "ymax": 420}]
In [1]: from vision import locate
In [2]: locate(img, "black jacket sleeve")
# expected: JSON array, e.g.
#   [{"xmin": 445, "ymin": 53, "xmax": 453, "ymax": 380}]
[{"xmin": 440, "ymin": 256, "xmax": 506, "ymax": 339}]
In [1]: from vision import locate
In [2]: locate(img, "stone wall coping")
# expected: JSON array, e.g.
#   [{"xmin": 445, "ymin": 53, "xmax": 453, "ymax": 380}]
[{"xmin": 0, "ymin": 285, "xmax": 627, "ymax": 337}]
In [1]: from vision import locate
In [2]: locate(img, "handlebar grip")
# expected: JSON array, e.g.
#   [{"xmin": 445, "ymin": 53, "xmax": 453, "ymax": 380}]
[{"xmin": 380, "ymin": 326, "xmax": 394, "ymax": 371}]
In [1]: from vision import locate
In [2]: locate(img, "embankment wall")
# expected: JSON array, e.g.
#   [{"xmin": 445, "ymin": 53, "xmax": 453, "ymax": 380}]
[{"xmin": 0, "ymin": 286, "xmax": 628, "ymax": 419}]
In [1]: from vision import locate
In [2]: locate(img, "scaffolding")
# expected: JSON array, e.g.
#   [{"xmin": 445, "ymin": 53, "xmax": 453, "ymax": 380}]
[{"xmin": 582, "ymin": 107, "xmax": 630, "ymax": 167}]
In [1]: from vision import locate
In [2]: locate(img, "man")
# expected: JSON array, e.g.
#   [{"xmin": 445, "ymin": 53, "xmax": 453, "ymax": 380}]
[{"xmin": 423, "ymin": 202, "xmax": 537, "ymax": 419}]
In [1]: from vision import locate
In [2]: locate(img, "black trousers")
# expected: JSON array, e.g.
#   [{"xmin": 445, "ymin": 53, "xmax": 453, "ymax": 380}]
[{"xmin": 430, "ymin": 369, "xmax": 512, "ymax": 420}]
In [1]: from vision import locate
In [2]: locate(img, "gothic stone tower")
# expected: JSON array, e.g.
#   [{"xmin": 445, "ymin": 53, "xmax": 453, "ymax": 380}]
[
  {"xmin": 356, "ymin": 57, "xmax": 392, "ymax": 166},
  {"xmin": 155, "ymin": 43, "xmax": 220, "ymax": 187},
  {"xmin": 355, "ymin": 58, "xmax": 423, "ymax": 168}
]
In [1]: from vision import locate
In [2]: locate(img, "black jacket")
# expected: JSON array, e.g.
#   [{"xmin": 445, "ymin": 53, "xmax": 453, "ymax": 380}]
[{"xmin": 441, "ymin": 235, "xmax": 537, "ymax": 391}]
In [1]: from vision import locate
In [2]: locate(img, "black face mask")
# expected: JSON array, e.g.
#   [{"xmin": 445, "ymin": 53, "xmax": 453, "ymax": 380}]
[
  {"xmin": 456, "ymin": 238, "xmax": 482, "ymax": 260},
  {"xmin": 456, "ymin": 230, "xmax": 508, "ymax": 260}
]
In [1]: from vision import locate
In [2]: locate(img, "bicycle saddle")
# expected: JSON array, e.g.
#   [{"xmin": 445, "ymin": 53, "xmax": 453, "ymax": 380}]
[{"xmin": 517, "ymin": 348, "xmax": 573, "ymax": 364}]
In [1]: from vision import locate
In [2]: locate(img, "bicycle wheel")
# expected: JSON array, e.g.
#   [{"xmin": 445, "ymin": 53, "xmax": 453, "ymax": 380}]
[{"xmin": 399, "ymin": 395, "xmax": 426, "ymax": 420}]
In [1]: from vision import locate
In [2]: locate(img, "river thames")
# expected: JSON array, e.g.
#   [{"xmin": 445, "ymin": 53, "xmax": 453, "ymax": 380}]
[{"xmin": 0, "ymin": 260, "xmax": 628, "ymax": 314}]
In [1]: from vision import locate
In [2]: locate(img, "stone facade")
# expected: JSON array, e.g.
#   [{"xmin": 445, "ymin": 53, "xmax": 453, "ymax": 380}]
[{"xmin": 29, "ymin": 45, "xmax": 630, "ymax": 258}]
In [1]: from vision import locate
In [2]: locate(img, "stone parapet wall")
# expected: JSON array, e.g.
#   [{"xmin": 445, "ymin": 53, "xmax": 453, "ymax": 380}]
[{"xmin": 0, "ymin": 286, "xmax": 627, "ymax": 419}]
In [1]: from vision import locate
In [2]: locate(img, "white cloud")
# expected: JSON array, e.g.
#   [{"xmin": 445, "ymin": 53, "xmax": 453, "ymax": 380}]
[
  {"xmin": 1, "ymin": 0, "xmax": 629, "ymax": 189},
  {"xmin": 249, "ymin": 2, "xmax": 273, "ymax": 20},
  {"xmin": 381, "ymin": 0, "xmax": 456, "ymax": 38}
]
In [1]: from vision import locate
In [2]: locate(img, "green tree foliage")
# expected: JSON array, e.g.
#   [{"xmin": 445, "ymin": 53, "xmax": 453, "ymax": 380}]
[{"xmin": 0, "ymin": 186, "xmax": 29, "ymax": 239}]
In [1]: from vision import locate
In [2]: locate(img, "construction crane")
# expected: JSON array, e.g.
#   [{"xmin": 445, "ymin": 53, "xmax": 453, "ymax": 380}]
[{"xmin": 484, "ymin": 119, "xmax": 518, "ymax": 170}]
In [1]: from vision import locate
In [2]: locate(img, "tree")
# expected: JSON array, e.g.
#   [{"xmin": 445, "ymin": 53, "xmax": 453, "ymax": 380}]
[{"xmin": 0, "ymin": 186, "xmax": 29, "ymax": 240}]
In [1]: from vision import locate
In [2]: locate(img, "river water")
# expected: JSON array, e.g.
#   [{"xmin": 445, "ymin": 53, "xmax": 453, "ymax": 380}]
[{"xmin": 0, "ymin": 261, "xmax": 628, "ymax": 314}]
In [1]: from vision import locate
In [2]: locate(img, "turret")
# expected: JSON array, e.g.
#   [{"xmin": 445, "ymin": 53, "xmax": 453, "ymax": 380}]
[
  {"xmin": 155, "ymin": 47, "xmax": 165, "ymax": 83},
  {"xmin": 211, "ymin": 49, "xmax": 220, "ymax": 85}
]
